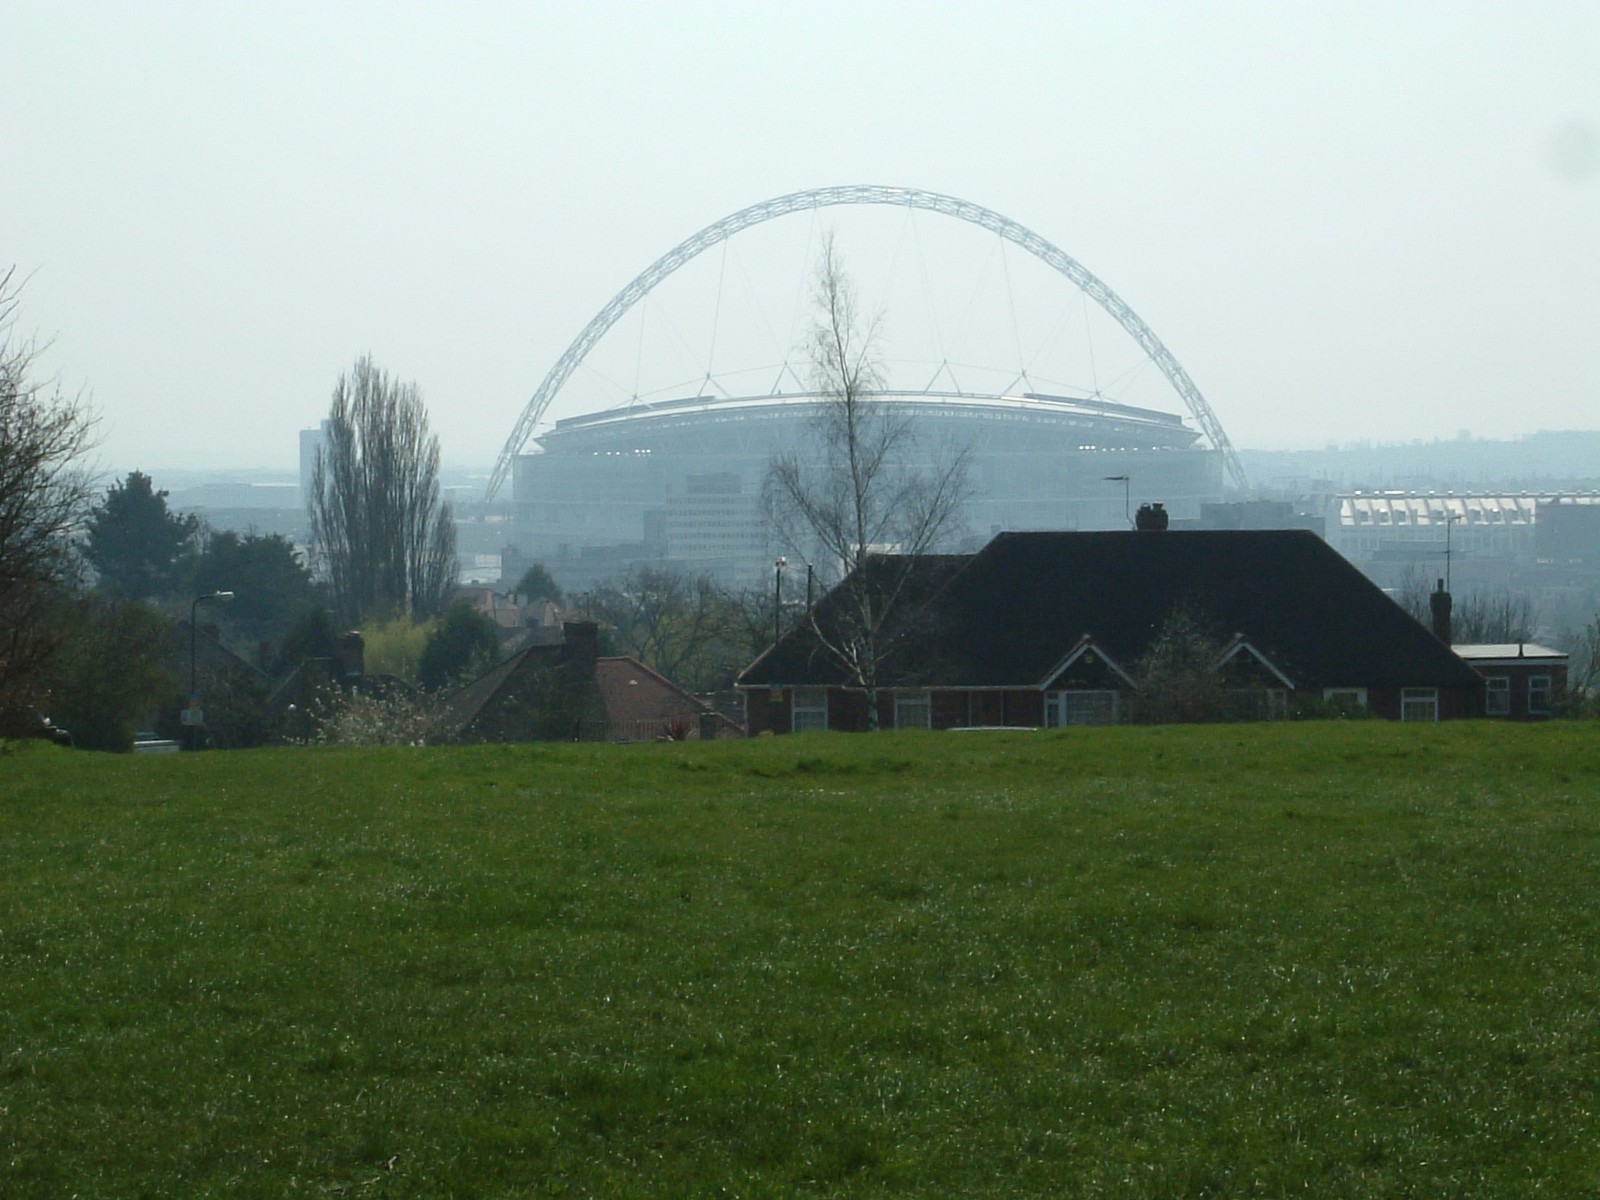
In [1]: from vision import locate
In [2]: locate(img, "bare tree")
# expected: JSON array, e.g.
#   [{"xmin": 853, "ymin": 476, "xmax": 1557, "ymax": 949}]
[
  {"xmin": 1564, "ymin": 612, "xmax": 1600, "ymax": 715},
  {"xmin": 1393, "ymin": 563, "xmax": 1432, "ymax": 626},
  {"xmin": 308, "ymin": 357, "xmax": 457, "ymax": 626},
  {"xmin": 0, "ymin": 266, "xmax": 96, "ymax": 728},
  {"xmin": 590, "ymin": 565, "xmax": 758, "ymax": 692},
  {"xmin": 1452, "ymin": 590, "xmax": 1538, "ymax": 644},
  {"xmin": 1391, "ymin": 566, "xmax": 1538, "ymax": 645},
  {"xmin": 764, "ymin": 235, "xmax": 970, "ymax": 728}
]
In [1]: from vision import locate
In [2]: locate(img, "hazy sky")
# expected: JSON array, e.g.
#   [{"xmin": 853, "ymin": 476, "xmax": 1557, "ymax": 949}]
[{"xmin": 4, "ymin": 1, "xmax": 1596, "ymax": 475}]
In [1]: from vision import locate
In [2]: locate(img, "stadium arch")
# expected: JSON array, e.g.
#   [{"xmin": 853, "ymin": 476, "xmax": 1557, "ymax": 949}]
[{"xmin": 487, "ymin": 185, "xmax": 1246, "ymax": 501}]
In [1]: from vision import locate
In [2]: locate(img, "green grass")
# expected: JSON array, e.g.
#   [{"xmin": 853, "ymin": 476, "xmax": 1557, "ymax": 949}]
[{"xmin": 3, "ymin": 722, "xmax": 1600, "ymax": 1197}]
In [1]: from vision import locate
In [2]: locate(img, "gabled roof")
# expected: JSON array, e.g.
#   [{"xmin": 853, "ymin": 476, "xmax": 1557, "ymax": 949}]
[
  {"xmin": 741, "ymin": 530, "xmax": 1482, "ymax": 691},
  {"xmin": 431, "ymin": 644, "xmax": 541, "ymax": 741},
  {"xmin": 1216, "ymin": 636, "xmax": 1297, "ymax": 689},
  {"xmin": 1039, "ymin": 635, "xmax": 1138, "ymax": 690},
  {"xmin": 167, "ymin": 620, "xmax": 266, "ymax": 682},
  {"xmin": 594, "ymin": 657, "xmax": 739, "ymax": 735},
  {"xmin": 740, "ymin": 554, "xmax": 970, "ymax": 688},
  {"xmin": 433, "ymin": 643, "xmax": 738, "ymax": 743}
]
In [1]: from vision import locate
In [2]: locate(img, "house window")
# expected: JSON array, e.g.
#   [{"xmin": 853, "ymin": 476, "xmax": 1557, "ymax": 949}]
[
  {"xmin": 1323, "ymin": 687, "xmax": 1368, "ymax": 715},
  {"xmin": 1484, "ymin": 676, "xmax": 1510, "ymax": 716},
  {"xmin": 1045, "ymin": 689, "xmax": 1119, "ymax": 726},
  {"xmin": 1401, "ymin": 687, "xmax": 1439, "ymax": 723},
  {"xmin": 1529, "ymin": 675, "xmax": 1552, "ymax": 715},
  {"xmin": 894, "ymin": 691, "xmax": 932, "ymax": 730},
  {"xmin": 792, "ymin": 687, "xmax": 828, "ymax": 733}
]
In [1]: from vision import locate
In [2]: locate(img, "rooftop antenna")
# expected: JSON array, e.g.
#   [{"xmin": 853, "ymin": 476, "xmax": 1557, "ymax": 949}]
[{"xmin": 1444, "ymin": 511, "xmax": 1461, "ymax": 592}]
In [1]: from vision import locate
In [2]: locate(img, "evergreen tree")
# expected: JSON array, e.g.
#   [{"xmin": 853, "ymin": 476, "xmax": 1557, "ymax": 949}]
[
  {"xmin": 418, "ymin": 602, "xmax": 499, "ymax": 692},
  {"xmin": 84, "ymin": 471, "xmax": 198, "ymax": 600},
  {"xmin": 1126, "ymin": 608, "xmax": 1233, "ymax": 725},
  {"xmin": 184, "ymin": 530, "xmax": 320, "ymax": 649},
  {"xmin": 515, "ymin": 562, "xmax": 563, "ymax": 606},
  {"xmin": 271, "ymin": 608, "xmax": 340, "ymax": 676}
]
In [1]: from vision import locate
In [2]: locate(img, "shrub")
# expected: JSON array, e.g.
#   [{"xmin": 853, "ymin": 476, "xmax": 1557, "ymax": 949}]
[{"xmin": 306, "ymin": 684, "xmax": 441, "ymax": 747}]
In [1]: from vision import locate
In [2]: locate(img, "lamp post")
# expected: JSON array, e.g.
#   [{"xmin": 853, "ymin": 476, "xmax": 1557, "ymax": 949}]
[
  {"xmin": 1103, "ymin": 475, "xmax": 1132, "ymax": 528},
  {"xmin": 186, "ymin": 590, "xmax": 234, "ymax": 748},
  {"xmin": 773, "ymin": 557, "xmax": 788, "ymax": 646}
]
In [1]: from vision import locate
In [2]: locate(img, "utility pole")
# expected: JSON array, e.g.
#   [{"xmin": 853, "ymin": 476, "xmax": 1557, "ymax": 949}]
[
  {"xmin": 773, "ymin": 557, "xmax": 787, "ymax": 646},
  {"xmin": 186, "ymin": 590, "xmax": 235, "ymax": 749}
]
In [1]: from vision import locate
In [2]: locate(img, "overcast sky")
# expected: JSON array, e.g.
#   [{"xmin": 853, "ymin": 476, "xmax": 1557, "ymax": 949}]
[{"xmin": 4, "ymin": 1, "xmax": 1596, "ymax": 475}]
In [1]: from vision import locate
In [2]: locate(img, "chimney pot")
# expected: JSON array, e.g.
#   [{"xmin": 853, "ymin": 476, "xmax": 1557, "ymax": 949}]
[
  {"xmin": 1428, "ymin": 581, "xmax": 1453, "ymax": 645},
  {"xmin": 1134, "ymin": 502, "xmax": 1169, "ymax": 531}
]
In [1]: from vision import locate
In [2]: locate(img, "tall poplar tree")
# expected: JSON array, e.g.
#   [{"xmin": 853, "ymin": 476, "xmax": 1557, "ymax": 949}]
[{"xmin": 308, "ymin": 357, "xmax": 457, "ymax": 625}]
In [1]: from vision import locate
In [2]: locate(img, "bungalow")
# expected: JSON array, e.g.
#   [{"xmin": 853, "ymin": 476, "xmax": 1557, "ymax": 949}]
[{"xmin": 738, "ymin": 529, "xmax": 1484, "ymax": 731}]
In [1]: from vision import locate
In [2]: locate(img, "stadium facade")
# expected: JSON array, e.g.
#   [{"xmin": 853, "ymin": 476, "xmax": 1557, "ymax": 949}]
[{"xmin": 509, "ymin": 390, "xmax": 1223, "ymax": 589}]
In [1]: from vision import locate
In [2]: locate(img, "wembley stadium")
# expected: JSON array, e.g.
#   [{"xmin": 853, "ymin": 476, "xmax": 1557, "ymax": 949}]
[
  {"xmin": 507, "ymin": 388, "xmax": 1222, "ymax": 589},
  {"xmin": 493, "ymin": 187, "xmax": 1238, "ymax": 589}
]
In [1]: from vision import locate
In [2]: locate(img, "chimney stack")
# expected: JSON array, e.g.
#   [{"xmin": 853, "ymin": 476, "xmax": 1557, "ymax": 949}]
[
  {"xmin": 335, "ymin": 631, "xmax": 365, "ymax": 680},
  {"xmin": 1134, "ymin": 502, "xmax": 1169, "ymax": 531},
  {"xmin": 1429, "ymin": 579, "xmax": 1452, "ymax": 646},
  {"xmin": 562, "ymin": 620, "xmax": 600, "ymax": 664}
]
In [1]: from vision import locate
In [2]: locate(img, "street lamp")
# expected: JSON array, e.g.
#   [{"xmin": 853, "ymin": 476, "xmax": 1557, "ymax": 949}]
[
  {"xmin": 773, "ymin": 557, "xmax": 788, "ymax": 646},
  {"xmin": 187, "ymin": 590, "xmax": 234, "ymax": 747},
  {"xmin": 1103, "ymin": 475, "xmax": 1132, "ymax": 528}
]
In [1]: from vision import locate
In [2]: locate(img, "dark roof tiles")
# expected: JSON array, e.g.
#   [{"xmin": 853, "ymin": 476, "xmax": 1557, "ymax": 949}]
[{"xmin": 742, "ymin": 530, "xmax": 1480, "ymax": 691}]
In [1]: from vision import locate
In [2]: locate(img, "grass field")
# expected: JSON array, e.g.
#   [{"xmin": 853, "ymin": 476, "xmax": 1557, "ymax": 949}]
[{"xmin": 3, "ymin": 722, "xmax": 1600, "ymax": 1197}]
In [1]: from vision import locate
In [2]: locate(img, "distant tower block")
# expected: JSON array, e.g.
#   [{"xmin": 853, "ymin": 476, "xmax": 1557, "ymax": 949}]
[{"xmin": 298, "ymin": 420, "xmax": 332, "ymax": 507}]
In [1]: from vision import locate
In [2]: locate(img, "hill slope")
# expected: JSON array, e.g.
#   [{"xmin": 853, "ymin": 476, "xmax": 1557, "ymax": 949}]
[{"xmin": 3, "ymin": 724, "xmax": 1599, "ymax": 1196}]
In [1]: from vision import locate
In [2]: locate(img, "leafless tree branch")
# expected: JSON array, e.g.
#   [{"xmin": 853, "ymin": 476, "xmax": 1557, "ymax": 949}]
[
  {"xmin": 763, "ymin": 235, "xmax": 971, "ymax": 727},
  {"xmin": 0, "ymin": 266, "xmax": 96, "ymax": 723}
]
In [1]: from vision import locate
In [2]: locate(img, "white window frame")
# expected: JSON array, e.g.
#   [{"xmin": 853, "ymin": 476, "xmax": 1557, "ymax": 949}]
[
  {"xmin": 893, "ymin": 690, "xmax": 932, "ymax": 731},
  {"xmin": 1484, "ymin": 675, "xmax": 1510, "ymax": 716},
  {"xmin": 1528, "ymin": 675, "xmax": 1552, "ymax": 715},
  {"xmin": 791, "ymin": 687, "xmax": 829, "ymax": 733},
  {"xmin": 1401, "ymin": 687, "xmax": 1439, "ymax": 723},
  {"xmin": 1322, "ymin": 687, "xmax": 1368, "ymax": 708},
  {"xmin": 1045, "ymin": 689, "xmax": 1120, "ymax": 727}
]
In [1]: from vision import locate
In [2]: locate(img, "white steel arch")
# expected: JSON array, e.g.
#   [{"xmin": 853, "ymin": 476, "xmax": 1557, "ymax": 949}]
[{"xmin": 487, "ymin": 185, "xmax": 1245, "ymax": 500}]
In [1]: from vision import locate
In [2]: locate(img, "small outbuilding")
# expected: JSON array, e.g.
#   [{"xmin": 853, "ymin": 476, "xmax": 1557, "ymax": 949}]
[{"xmin": 1451, "ymin": 643, "xmax": 1567, "ymax": 719}]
